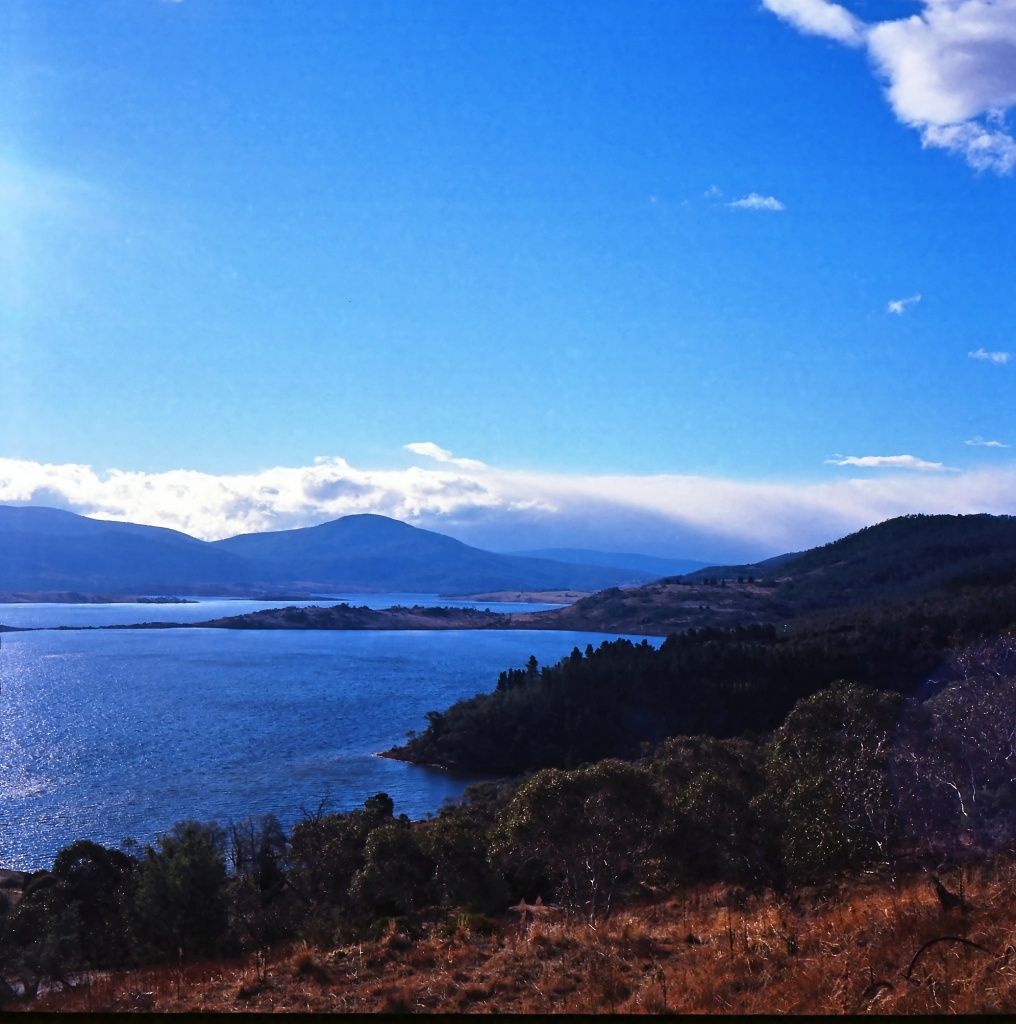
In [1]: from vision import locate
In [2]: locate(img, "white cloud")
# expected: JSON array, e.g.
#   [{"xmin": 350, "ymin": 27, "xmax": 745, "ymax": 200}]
[
  {"xmin": 887, "ymin": 293, "xmax": 921, "ymax": 314},
  {"xmin": 825, "ymin": 453, "xmax": 955, "ymax": 471},
  {"xmin": 3, "ymin": 447, "xmax": 1016, "ymax": 562},
  {"xmin": 763, "ymin": 0, "xmax": 1016, "ymax": 173},
  {"xmin": 966, "ymin": 436, "xmax": 1010, "ymax": 446},
  {"xmin": 969, "ymin": 347, "xmax": 1012, "ymax": 363},
  {"xmin": 404, "ymin": 441, "xmax": 487, "ymax": 470},
  {"xmin": 763, "ymin": 0, "xmax": 866, "ymax": 46},
  {"xmin": 727, "ymin": 192, "xmax": 785, "ymax": 211}
]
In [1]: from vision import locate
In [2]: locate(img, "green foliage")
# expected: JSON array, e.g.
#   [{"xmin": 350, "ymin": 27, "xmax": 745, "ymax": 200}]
[
  {"xmin": 287, "ymin": 793, "xmax": 400, "ymax": 940},
  {"xmin": 422, "ymin": 803, "xmax": 510, "ymax": 914},
  {"xmin": 760, "ymin": 684, "xmax": 903, "ymax": 882},
  {"xmin": 492, "ymin": 759, "xmax": 662, "ymax": 917},
  {"xmin": 650, "ymin": 735, "xmax": 771, "ymax": 886},
  {"xmin": 49, "ymin": 840, "xmax": 137, "ymax": 966},
  {"xmin": 774, "ymin": 513, "xmax": 1016, "ymax": 610},
  {"xmin": 394, "ymin": 579, "xmax": 1016, "ymax": 776},
  {"xmin": 349, "ymin": 820, "xmax": 436, "ymax": 919},
  {"xmin": 0, "ymin": 875, "xmax": 81, "ymax": 995},
  {"xmin": 0, "ymin": 841, "xmax": 136, "ymax": 990},
  {"xmin": 133, "ymin": 820, "xmax": 231, "ymax": 959}
]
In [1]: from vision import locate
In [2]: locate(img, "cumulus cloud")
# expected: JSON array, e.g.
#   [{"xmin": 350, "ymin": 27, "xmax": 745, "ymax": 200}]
[
  {"xmin": 0, "ymin": 454, "xmax": 508, "ymax": 543},
  {"xmin": 888, "ymin": 293, "xmax": 921, "ymax": 314},
  {"xmin": 763, "ymin": 0, "xmax": 1016, "ymax": 173},
  {"xmin": 966, "ymin": 436, "xmax": 1010, "ymax": 446},
  {"xmin": 3, "ymin": 447, "xmax": 1016, "ymax": 562},
  {"xmin": 825, "ymin": 453, "xmax": 955, "ymax": 471},
  {"xmin": 969, "ymin": 347, "xmax": 1012, "ymax": 363},
  {"xmin": 727, "ymin": 192, "xmax": 785, "ymax": 210},
  {"xmin": 404, "ymin": 441, "xmax": 487, "ymax": 470}
]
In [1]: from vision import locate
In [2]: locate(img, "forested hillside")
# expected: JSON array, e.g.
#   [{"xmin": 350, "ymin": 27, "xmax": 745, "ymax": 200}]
[{"xmin": 392, "ymin": 514, "xmax": 1016, "ymax": 774}]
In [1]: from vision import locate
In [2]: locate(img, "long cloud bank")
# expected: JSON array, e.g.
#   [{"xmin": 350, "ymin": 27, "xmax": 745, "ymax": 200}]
[
  {"xmin": 2, "ymin": 449, "xmax": 1016, "ymax": 564},
  {"xmin": 764, "ymin": 0, "xmax": 1016, "ymax": 173}
]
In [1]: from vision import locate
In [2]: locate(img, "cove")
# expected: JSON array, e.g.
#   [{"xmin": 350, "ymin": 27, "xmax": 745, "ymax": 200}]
[{"xmin": 0, "ymin": 624, "xmax": 659, "ymax": 870}]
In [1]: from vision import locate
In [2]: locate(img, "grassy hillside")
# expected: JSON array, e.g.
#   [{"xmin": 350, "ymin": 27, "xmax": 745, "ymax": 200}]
[
  {"xmin": 21, "ymin": 854, "xmax": 1016, "ymax": 1014},
  {"xmin": 519, "ymin": 513, "xmax": 1016, "ymax": 636}
]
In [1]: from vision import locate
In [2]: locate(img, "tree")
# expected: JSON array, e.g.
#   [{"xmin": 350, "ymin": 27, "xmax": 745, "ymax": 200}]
[
  {"xmin": 0, "ymin": 872, "xmax": 80, "ymax": 997},
  {"xmin": 761, "ymin": 683, "xmax": 903, "ymax": 882},
  {"xmin": 349, "ymin": 820, "xmax": 436, "ymax": 920},
  {"xmin": 49, "ymin": 840, "xmax": 136, "ymax": 966},
  {"xmin": 893, "ymin": 635, "xmax": 1016, "ymax": 849},
  {"xmin": 492, "ymin": 759, "xmax": 661, "ymax": 918},
  {"xmin": 133, "ymin": 820, "xmax": 231, "ymax": 959},
  {"xmin": 651, "ymin": 735, "xmax": 771, "ymax": 886},
  {"xmin": 229, "ymin": 815, "xmax": 291, "ymax": 951},
  {"xmin": 287, "ymin": 794, "xmax": 396, "ymax": 941},
  {"xmin": 420, "ymin": 803, "xmax": 509, "ymax": 914}
]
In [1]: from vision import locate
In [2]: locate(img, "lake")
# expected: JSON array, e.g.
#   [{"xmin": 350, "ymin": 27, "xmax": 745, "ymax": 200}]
[
  {"xmin": 0, "ymin": 598, "xmax": 657, "ymax": 870},
  {"xmin": 0, "ymin": 592, "xmax": 566, "ymax": 629}
]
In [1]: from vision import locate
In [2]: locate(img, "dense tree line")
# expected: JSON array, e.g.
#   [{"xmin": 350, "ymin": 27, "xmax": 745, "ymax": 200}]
[
  {"xmin": 391, "ymin": 579, "xmax": 1016, "ymax": 775},
  {"xmin": 4, "ymin": 633, "xmax": 1016, "ymax": 997}
]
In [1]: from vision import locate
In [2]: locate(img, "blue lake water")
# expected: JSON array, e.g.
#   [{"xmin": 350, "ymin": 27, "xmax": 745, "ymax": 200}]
[
  {"xmin": 0, "ymin": 592, "xmax": 565, "ymax": 630},
  {"xmin": 0, "ymin": 602, "xmax": 657, "ymax": 870}
]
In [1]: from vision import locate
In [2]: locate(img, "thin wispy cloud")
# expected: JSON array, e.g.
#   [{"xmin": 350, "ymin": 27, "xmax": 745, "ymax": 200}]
[
  {"xmin": 969, "ymin": 347, "xmax": 1012, "ymax": 364},
  {"xmin": 2, "ymin": 447, "xmax": 1014, "ymax": 562},
  {"xmin": 403, "ymin": 442, "xmax": 487, "ymax": 470},
  {"xmin": 727, "ymin": 192, "xmax": 785, "ymax": 211},
  {"xmin": 966, "ymin": 436, "xmax": 1010, "ymax": 448},
  {"xmin": 0, "ymin": 157, "xmax": 104, "ymax": 224},
  {"xmin": 825, "ymin": 454, "xmax": 954, "ymax": 471},
  {"xmin": 763, "ymin": 0, "xmax": 1016, "ymax": 173},
  {"xmin": 887, "ymin": 293, "xmax": 921, "ymax": 315}
]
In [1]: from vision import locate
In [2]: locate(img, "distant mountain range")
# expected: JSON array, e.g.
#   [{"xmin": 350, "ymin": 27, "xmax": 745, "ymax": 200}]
[
  {"xmin": 509, "ymin": 548, "xmax": 709, "ymax": 577},
  {"xmin": 0, "ymin": 506, "xmax": 666, "ymax": 596}
]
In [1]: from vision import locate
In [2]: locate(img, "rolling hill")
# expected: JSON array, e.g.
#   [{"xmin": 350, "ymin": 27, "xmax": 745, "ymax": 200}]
[
  {"xmin": 0, "ymin": 506, "xmax": 256, "ymax": 593},
  {"xmin": 509, "ymin": 547, "xmax": 709, "ymax": 577},
  {"xmin": 0, "ymin": 506, "xmax": 657, "ymax": 596},
  {"xmin": 514, "ymin": 513, "xmax": 1016, "ymax": 635}
]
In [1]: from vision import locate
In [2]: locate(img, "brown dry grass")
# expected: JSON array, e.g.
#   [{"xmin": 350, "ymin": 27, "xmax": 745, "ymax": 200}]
[{"xmin": 13, "ymin": 853, "xmax": 1016, "ymax": 1014}]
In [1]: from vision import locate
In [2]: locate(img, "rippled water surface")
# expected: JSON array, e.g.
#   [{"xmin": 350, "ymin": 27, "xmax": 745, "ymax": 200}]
[
  {"xmin": 0, "ymin": 618, "xmax": 655, "ymax": 869},
  {"xmin": 0, "ymin": 592, "xmax": 564, "ymax": 629}
]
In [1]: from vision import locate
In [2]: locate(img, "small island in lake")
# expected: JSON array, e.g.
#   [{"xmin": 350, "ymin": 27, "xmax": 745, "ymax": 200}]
[{"xmin": 190, "ymin": 602, "xmax": 512, "ymax": 631}]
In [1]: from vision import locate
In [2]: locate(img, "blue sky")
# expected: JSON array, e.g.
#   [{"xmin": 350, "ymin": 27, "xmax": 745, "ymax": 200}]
[{"xmin": 2, "ymin": 0, "xmax": 1016, "ymax": 560}]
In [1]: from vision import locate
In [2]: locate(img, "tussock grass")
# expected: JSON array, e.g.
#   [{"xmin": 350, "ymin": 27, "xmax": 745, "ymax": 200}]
[{"xmin": 14, "ymin": 850, "xmax": 1016, "ymax": 1014}]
